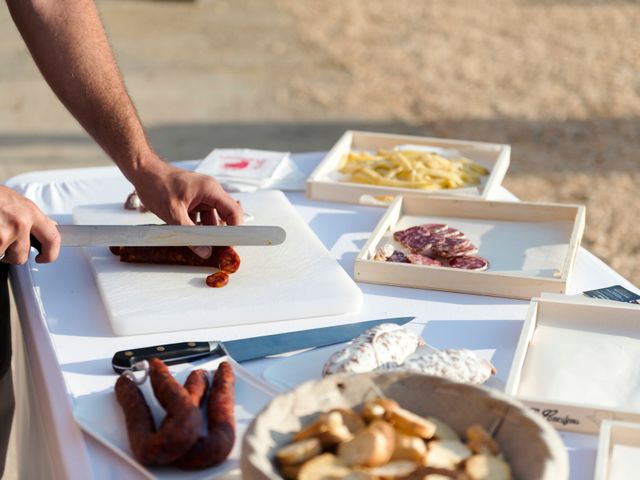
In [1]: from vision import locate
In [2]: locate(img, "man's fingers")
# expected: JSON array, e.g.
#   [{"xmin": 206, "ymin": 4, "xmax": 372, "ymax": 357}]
[
  {"xmin": 31, "ymin": 218, "xmax": 61, "ymax": 264},
  {"xmin": 170, "ymin": 203, "xmax": 212, "ymax": 260},
  {"xmin": 199, "ymin": 209, "xmax": 219, "ymax": 226},
  {"xmin": 3, "ymin": 237, "xmax": 31, "ymax": 265},
  {"xmin": 214, "ymin": 199, "xmax": 244, "ymax": 226}
]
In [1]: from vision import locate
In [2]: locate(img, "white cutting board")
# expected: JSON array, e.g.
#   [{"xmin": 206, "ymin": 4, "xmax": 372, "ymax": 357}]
[{"xmin": 73, "ymin": 190, "xmax": 362, "ymax": 336}]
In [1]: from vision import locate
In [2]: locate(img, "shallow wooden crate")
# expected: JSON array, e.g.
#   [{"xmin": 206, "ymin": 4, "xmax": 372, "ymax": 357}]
[
  {"xmin": 354, "ymin": 195, "xmax": 585, "ymax": 299},
  {"xmin": 505, "ymin": 298, "xmax": 640, "ymax": 435},
  {"xmin": 594, "ymin": 420, "xmax": 640, "ymax": 480},
  {"xmin": 306, "ymin": 130, "xmax": 511, "ymax": 205}
]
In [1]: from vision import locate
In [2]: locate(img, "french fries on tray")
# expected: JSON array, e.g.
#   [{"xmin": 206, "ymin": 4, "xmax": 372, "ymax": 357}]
[{"xmin": 338, "ymin": 149, "xmax": 489, "ymax": 190}]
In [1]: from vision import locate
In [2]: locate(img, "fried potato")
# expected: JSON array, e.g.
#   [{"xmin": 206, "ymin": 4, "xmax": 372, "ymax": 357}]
[{"xmin": 338, "ymin": 148, "xmax": 489, "ymax": 191}]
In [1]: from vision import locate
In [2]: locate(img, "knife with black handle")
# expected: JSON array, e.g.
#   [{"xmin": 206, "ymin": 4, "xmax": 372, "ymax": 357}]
[{"xmin": 111, "ymin": 316, "xmax": 415, "ymax": 373}]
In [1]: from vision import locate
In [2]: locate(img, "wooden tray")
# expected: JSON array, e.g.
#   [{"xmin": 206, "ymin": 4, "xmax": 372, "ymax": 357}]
[
  {"xmin": 354, "ymin": 195, "xmax": 585, "ymax": 299},
  {"xmin": 505, "ymin": 298, "xmax": 640, "ymax": 434},
  {"xmin": 306, "ymin": 130, "xmax": 510, "ymax": 205},
  {"xmin": 594, "ymin": 420, "xmax": 640, "ymax": 480}
]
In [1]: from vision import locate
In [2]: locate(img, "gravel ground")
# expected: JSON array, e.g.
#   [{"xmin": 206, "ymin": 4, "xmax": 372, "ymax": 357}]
[{"xmin": 277, "ymin": 0, "xmax": 640, "ymax": 284}]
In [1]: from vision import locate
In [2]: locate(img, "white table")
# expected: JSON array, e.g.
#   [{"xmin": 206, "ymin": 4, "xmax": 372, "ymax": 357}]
[{"xmin": 6, "ymin": 154, "xmax": 636, "ymax": 479}]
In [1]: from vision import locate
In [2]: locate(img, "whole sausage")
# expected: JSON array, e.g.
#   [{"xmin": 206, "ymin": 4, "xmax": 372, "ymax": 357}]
[
  {"xmin": 174, "ymin": 361, "xmax": 236, "ymax": 470},
  {"xmin": 114, "ymin": 246, "xmax": 240, "ymax": 273},
  {"xmin": 115, "ymin": 358, "xmax": 202, "ymax": 466}
]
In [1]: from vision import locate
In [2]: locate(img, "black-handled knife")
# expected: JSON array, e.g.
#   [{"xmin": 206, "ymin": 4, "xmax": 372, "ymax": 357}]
[{"xmin": 111, "ymin": 316, "xmax": 415, "ymax": 373}]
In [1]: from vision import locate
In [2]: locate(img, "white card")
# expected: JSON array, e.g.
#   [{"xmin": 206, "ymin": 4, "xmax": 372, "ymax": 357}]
[{"xmin": 196, "ymin": 149, "xmax": 289, "ymax": 185}]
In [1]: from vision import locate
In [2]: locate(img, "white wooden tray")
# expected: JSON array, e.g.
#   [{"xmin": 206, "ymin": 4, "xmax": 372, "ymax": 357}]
[
  {"xmin": 73, "ymin": 357, "xmax": 278, "ymax": 480},
  {"xmin": 306, "ymin": 130, "xmax": 510, "ymax": 204},
  {"xmin": 354, "ymin": 195, "xmax": 585, "ymax": 299},
  {"xmin": 505, "ymin": 298, "xmax": 640, "ymax": 434},
  {"xmin": 594, "ymin": 420, "xmax": 640, "ymax": 480}
]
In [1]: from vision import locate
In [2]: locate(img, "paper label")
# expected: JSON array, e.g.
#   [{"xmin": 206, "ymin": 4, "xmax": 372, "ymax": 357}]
[
  {"xmin": 196, "ymin": 149, "xmax": 289, "ymax": 184},
  {"xmin": 583, "ymin": 285, "xmax": 640, "ymax": 304}
]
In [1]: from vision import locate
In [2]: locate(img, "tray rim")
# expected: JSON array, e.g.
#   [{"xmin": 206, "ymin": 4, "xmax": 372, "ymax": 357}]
[
  {"xmin": 306, "ymin": 130, "xmax": 511, "ymax": 204},
  {"xmin": 354, "ymin": 195, "xmax": 586, "ymax": 300},
  {"xmin": 594, "ymin": 419, "xmax": 640, "ymax": 480},
  {"xmin": 505, "ymin": 297, "xmax": 640, "ymax": 434}
]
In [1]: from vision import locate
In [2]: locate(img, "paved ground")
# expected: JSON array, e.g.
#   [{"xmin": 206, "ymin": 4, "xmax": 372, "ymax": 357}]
[{"xmin": 1, "ymin": 0, "xmax": 639, "ymax": 476}]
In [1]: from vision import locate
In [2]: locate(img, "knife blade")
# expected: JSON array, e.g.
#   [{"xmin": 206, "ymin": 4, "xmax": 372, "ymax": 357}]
[
  {"xmin": 30, "ymin": 224, "xmax": 286, "ymax": 249},
  {"xmin": 111, "ymin": 316, "xmax": 415, "ymax": 373}
]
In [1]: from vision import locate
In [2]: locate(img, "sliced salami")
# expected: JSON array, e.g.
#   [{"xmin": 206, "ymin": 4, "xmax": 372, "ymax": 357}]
[
  {"xmin": 387, "ymin": 250, "xmax": 411, "ymax": 263},
  {"xmin": 407, "ymin": 254, "xmax": 443, "ymax": 266},
  {"xmin": 432, "ymin": 237, "xmax": 472, "ymax": 258},
  {"xmin": 441, "ymin": 227, "xmax": 465, "ymax": 238},
  {"xmin": 420, "ymin": 223, "xmax": 448, "ymax": 234},
  {"xmin": 449, "ymin": 255, "xmax": 489, "ymax": 271},
  {"xmin": 393, "ymin": 226, "xmax": 422, "ymax": 243}
]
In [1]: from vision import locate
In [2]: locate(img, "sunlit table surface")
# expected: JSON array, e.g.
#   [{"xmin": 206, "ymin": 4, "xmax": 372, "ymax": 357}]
[{"xmin": 6, "ymin": 153, "xmax": 636, "ymax": 479}]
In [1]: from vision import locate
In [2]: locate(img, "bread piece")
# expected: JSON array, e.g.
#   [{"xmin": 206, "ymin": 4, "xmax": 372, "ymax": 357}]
[
  {"xmin": 400, "ymin": 466, "xmax": 465, "ymax": 480},
  {"xmin": 464, "ymin": 454, "xmax": 511, "ymax": 480},
  {"xmin": 426, "ymin": 440, "xmax": 472, "ymax": 469},
  {"xmin": 391, "ymin": 433, "xmax": 427, "ymax": 463},
  {"xmin": 465, "ymin": 425, "xmax": 500, "ymax": 456},
  {"xmin": 427, "ymin": 417, "xmax": 460, "ymax": 442},
  {"xmin": 360, "ymin": 460, "xmax": 419, "ymax": 479},
  {"xmin": 338, "ymin": 422, "xmax": 395, "ymax": 467},
  {"xmin": 280, "ymin": 462, "xmax": 303, "ymax": 480},
  {"xmin": 298, "ymin": 453, "xmax": 354, "ymax": 480},
  {"xmin": 277, "ymin": 438, "xmax": 323, "ymax": 466},
  {"xmin": 292, "ymin": 411, "xmax": 353, "ymax": 447},
  {"xmin": 385, "ymin": 406, "xmax": 437, "ymax": 440},
  {"xmin": 361, "ymin": 398, "xmax": 399, "ymax": 423},
  {"xmin": 361, "ymin": 402, "xmax": 386, "ymax": 423},
  {"xmin": 331, "ymin": 408, "xmax": 366, "ymax": 433}
]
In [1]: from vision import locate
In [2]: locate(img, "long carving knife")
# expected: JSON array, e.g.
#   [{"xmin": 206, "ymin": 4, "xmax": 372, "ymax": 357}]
[
  {"xmin": 29, "ymin": 224, "xmax": 286, "ymax": 249},
  {"xmin": 111, "ymin": 316, "xmax": 415, "ymax": 373}
]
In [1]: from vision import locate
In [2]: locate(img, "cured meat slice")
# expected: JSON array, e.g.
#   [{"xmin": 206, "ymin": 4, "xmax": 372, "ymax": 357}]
[
  {"xmin": 432, "ymin": 237, "xmax": 472, "ymax": 258},
  {"xmin": 441, "ymin": 227, "xmax": 465, "ymax": 238},
  {"xmin": 449, "ymin": 255, "xmax": 489, "ymax": 271},
  {"xmin": 420, "ymin": 223, "xmax": 448, "ymax": 234},
  {"xmin": 407, "ymin": 254, "xmax": 443, "ymax": 266},
  {"xmin": 393, "ymin": 226, "xmax": 422, "ymax": 243},
  {"xmin": 387, "ymin": 251, "xmax": 411, "ymax": 263},
  {"xmin": 403, "ymin": 233, "xmax": 439, "ymax": 252}
]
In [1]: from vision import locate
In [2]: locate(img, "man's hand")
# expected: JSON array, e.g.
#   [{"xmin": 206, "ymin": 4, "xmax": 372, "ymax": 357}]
[
  {"xmin": 130, "ymin": 158, "xmax": 244, "ymax": 259},
  {"xmin": 0, "ymin": 186, "xmax": 60, "ymax": 265}
]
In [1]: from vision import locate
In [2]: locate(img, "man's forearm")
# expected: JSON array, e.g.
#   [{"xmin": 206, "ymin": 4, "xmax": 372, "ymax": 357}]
[{"xmin": 7, "ymin": 0, "xmax": 154, "ymax": 181}]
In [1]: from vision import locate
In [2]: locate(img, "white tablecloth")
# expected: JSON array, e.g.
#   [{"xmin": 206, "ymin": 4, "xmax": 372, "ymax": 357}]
[{"xmin": 6, "ymin": 154, "xmax": 637, "ymax": 479}]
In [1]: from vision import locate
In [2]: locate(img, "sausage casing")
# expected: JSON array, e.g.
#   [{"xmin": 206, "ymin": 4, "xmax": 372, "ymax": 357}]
[
  {"xmin": 113, "ymin": 246, "xmax": 240, "ymax": 273},
  {"xmin": 174, "ymin": 361, "xmax": 236, "ymax": 469},
  {"xmin": 115, "ymin": 358, "xmax": 203, "ymax": 466}
]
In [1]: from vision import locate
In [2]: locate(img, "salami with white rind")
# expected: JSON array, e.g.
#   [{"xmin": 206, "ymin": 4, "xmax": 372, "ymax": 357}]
[
  {"xmin": 386, "ymin": 347, "xmax": 496, "ymax": 384},
  {"xmin": 322, "ymin": 324, "xmax": 425, "ymax": 377}
]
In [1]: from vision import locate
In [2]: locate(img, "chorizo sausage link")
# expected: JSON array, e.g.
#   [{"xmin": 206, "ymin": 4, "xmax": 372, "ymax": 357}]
[
  {"xmin": 183, "ymin": 369, "xmax": 209, "ymax": 407},
  {"xmin": 115, "ymin": 358, "xmax": 203, "ymax": 466},
  {"xmin": 174, "ymin": 361, "xmax": 236, "ymax": 470},
  {"xmin": 114, "ymin": 246, "xmax": 240, "ymax": 273}
]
